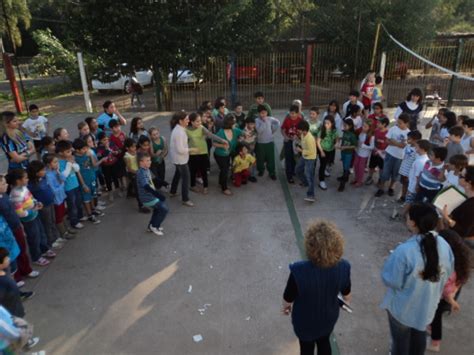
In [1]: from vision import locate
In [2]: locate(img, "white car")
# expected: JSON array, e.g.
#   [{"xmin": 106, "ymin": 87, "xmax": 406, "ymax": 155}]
[
  {"xmin": 168, "ymin": 69, "xmax": 202, "ymax": 84},
  {"xmin": 92, "ymin": 67, "xmax": 153, "ymax": 93}
]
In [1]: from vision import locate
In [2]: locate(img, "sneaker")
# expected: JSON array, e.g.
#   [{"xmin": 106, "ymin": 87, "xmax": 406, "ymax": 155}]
[
  {"xmin": 43, "ymin": 250, "xmax": 56, "ymax": 259},
  {"xmin": 182, "ymin": 200, "xmax": 195, "ymax": 207},
  {"xmin": 95, "ymin": 205, "xmax": 106, "ymax": 212},
  {"xmin": 190, "ymin": 186, "xmax": 201, "ymax": 193},
  {"xmin": 222, "ymin": 189, "xmax": 232, "ymax": 196},
  {"xmin": 67, "ymin": 228, "xmax": 77, "ymax": 234},
  {"xmin": 304, "ymin": 196, "xmax": 316, "ymax": 203},
  {"xmin": 27, "ymin": 271, "xmax": 40, "ymax": 278},
  {"xmin": 319, "ymin": 181, "xmax": 327, "ymax": 190},
  {"xmin": 365, "ymin": 176, "xmax": 373, "ymax": 185},
  {"xmin": 388, "ymin": 188, "xmax": 395, "ymax": 196},
  {"xmin": 397, "ymin": 196, "xmax": 406, "ymax": 203},
  {"xmin": 350, "ymin": 168, "xmax": 354, "ymax": 174},
  {"xmin": 25, "ymin": 336, "xmax": 40, "ymax": 350},
  {"xmin": 270, "ymin": 175, "xmax": 277, "ymax": 181},
  {"xmin": 374, "ymin": 189, "xmax": 384, "ymax": 197},
  {"xmin": 426, "ymin": 341, "xmax": 440, "ymax": 352},
  {"xmin": 324, "ymin": 169, "xmax": 331, "ymax": 177},
  {"xmin": 52, "ymin": 241, "xmax": 64, "ymax": 249},
  {"xmin": 139, "ymin": 206, "xmax": 151, "ymax": 213},
  {"xmin": 17, "ymin": 280, "xmax": 25, "ymax": 288},
  {"xmin": 196, "ymin": 177, "xmax": 204, "ymax": 185},
  {"xmin": 72, "ymin": 222, "xmax": 84, "ymax": 229},
  {"xmin": 20, "ymin": 291, "xmax": 35, "ymax": 301},
  {"xmin": 88, "ymin": 215, "xmax": 101, "ymax": 224},
  {"xmin": 56, "ymin": 237, "xmax": 67, "ymax": 243},
  {"xmin": 248, "ymin": 176, "xmax": 257, "ymax": 183},
  {"xmin": 79, "ymin": 216, "xmax": 88, "ymax": 222},
  {"xmin": 92, "ymin": 210, "xmax": 105, "ymax": 217},
  {"xmin": 64, "ymin": 231, "xmax": 76, "ymax": 240},
  {"xmin": 98, "ymin": 200, "xmax": 107, "ymax": 207},
  {"xmin": 147, "ymin": 225, "xmax": 164, "ymax": 236}
]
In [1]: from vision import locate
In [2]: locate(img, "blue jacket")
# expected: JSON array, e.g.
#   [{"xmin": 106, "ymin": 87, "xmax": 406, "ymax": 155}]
[
  {"xmin": 290, "ymin": 259, "xmax": 351, "ymax": 341},
  {"xmin": 381, "ymin": 234, "xmax": 454, "ymax": 331},
  {"xmin": 45, "ymin": 169, "xmax": 67, "ymax": 205},
  {"xmin": 0, "ymin": 195, "xmax": 21, "ymax": 230},
  {"xmin": 28, "ymin": 178, "xmax": 55, "ymax": 206},
  {"xmin": 0, "ymin": 215, "xmax": 19, "ymax": 262},
  {"xmin": 136, "ymin": 168, "xmax": 166, "ymax": 206}
]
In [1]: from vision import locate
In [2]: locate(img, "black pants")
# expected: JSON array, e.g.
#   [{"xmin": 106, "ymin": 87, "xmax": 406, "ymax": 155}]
[
  {"xmin": 299, "ymin": 335, "xmax": 331, "ymax": 355},
  {"xmin": 214, "ymin": 154, "xmax": 230, "ymax": 191},
  {"xmin": 151, "ymin": 161, "xmax": 168, "ymax": 188},
  {"xmin": 102, "ymin": 164, "xmax": 120, "ymax": 191},
  {"xmin": 318, "ymin": 150, "xmax": 335, "ymax": 182},
  {"xmin": 170, "ymin": 163, "xmax": 190, "ymax": 202},
  {"xmin": 431, "ymin": 289, "xmax": 461, "ymax": 341},
  {"xmin": 189, "ymin": 154, "xmax": 209, "ymax": 188},
  {"xmin": 127, "ymin": 172, "xmax": 142, "ymax": 207}
]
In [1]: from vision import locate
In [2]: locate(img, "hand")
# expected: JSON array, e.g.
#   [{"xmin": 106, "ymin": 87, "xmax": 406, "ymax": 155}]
[
  {"xmin": 451, "ymin": 300, "xmax": 460, "ymax": 312},
  {"xmin": 281, "ymin": 302, "xmax": 292, "ymax": 315},
  {"xmin": 442, "ymin": 205, "xmax": 450, "ymax": 220},
  {"xmin": 189, "ymin": 148, "xmax": 199, "ymax": 154},
  {"xmin": 224, "ymin": 141, "xmax": 230, "ymax": 148},
  {"xmin": 83, "ymin": 185, "xmax": 90, "ymax": 193},
  {"xmin": 34, "ymin": 202, "xmax": 43, "ymax": 210},
  {"xmin": 320, "ymin": 151, "xmax": 326, "ymax": 158}
]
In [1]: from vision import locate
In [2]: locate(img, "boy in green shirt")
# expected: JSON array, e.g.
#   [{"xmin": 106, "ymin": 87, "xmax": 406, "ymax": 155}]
[{"xmin": 247, "ymin": 91, "xmax": 272, "ymax": 120}]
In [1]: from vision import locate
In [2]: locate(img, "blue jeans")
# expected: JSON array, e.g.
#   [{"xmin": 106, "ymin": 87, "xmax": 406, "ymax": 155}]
[
  {"xmin": 341, "ymin": 153, "xmax": 353, "ymax": 172},
  {"xmin": 387, "ymin": 311, "xmax": 426, "ymax": 355},
  {"xmin": 296, "ymin": 158, "xmax": 316, "ymax": 198},
  {"xmin": 22, "ymin": 217, "xmax": 49, "ymax": 262},
  {"xmin": 150, "ymin": 201, "xmax": 169, "ymax": 229},
  {"xmin": 284, "ymin": 140, "xmax": 296, "ymax": 181},
  {"xmin": 66, "ymin": 187, "xmax": 84, "ymax": 226},
  {"xmin": 381, "ymin": 153, "xmax": 402, "ymax": 183},
  {"xmin": 170, "ymin": 164, "xmax": 190, "ymax": 202}
]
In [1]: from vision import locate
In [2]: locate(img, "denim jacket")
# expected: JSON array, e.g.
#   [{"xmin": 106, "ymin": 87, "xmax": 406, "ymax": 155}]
[{"xmin": 380, "ymin": 234, "xmax": 454, "ymax": 331}]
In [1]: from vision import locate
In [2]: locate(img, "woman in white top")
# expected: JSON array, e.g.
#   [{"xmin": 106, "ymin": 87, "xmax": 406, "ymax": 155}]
[
  {"xmin": 169, "ymin": 112, "xmax": 198, "ymax": 207},
  {"xmin": 394, "ymin": 88, "xmax": 423, "ymax": 131}
]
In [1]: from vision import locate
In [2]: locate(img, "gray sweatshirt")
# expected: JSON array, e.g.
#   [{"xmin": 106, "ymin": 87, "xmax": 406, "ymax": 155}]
[{"xmin": 256, "ymin": 116, "xmax": 280, "ymax": 144}]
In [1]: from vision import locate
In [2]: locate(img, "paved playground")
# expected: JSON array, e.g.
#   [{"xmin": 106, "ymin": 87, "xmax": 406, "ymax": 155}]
[{"xmin": 4, "ymin": 108, "xmax": 473, "ymax": 355}]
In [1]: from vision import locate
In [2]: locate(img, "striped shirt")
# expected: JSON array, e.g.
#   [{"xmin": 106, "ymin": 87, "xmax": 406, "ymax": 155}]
[
  {"xmin": 399, "ymin": 145, "xmax": 417, "ymax": 177},
  {"xmin": 419, "ymin": 161, "xmax": 444, "ymax": 190}
]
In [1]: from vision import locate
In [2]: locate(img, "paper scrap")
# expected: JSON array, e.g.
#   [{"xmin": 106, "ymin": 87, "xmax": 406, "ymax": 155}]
[
  {"xmin": 245, "ymin": 316, "xmax": 251, "ymax": 321},
  {"xmin": 209, "ymin": 265, "xmax": 213, "ymax": 269},
  {"xmin": 188, "ymin": 285, "xmax": 192, "ymax": 293},
  {"xmin": 193, "ymin": 334, "xmax": 203, "ymax": 342}
]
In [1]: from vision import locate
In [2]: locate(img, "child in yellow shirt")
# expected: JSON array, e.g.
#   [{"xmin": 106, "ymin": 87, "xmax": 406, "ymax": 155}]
[
  {"xmin": 295, "ymin": 120, "xmax": 317, "ymax": 202},
  {"xmin": 233, "ymin": 143, "xmax": 256, "ymax": 187}
]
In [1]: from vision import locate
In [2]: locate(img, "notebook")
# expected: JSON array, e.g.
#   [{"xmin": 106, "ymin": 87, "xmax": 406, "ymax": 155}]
[
  {"xmin": 469, "ymin": 154, "xmax": 474, "ymax": 166},
  {"xmin": 433, "ymin": 186, "xmax": 467, "ymax": 214}
]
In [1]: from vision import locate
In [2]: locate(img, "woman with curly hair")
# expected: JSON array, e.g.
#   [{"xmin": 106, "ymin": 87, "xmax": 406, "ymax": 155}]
[
  {"xmin": 282, "ymin": 220, "xmax": 351, "ymax": 355},
  {"xmin": 427, "ymin": 229, "xmax": 471, "ymax": 352}
]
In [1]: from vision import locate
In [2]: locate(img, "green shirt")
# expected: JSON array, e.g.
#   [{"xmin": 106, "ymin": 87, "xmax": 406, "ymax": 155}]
[
  {"xmin": 309, "ymin": 120, "xmax": 322, "ymax": 138},
  {"xmin": 247, "ymin": 102, "xmax": 272, "ymax": 120},
  {"xmin": 186, "ymin": 127, "xmax": 208, "ymax": 155},
  {"xmin": 340, "ymin": 131, "xmax": 357, "ymax": 156},
  {"xmin": 318, "ymin": 129, "xmax": 338, "ymax": 152},
  {"xmin": 214, "ymin": 128, "xmax": 243, "ymax": 157},
  {"xmin": 152, "ymin": 136, "xmax": 165, "ymax": 163}
]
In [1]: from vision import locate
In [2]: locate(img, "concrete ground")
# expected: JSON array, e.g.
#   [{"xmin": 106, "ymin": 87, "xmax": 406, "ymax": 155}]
[{"xmin": 2, "ymin": 108, "xmax": 473, "ymax": 355}]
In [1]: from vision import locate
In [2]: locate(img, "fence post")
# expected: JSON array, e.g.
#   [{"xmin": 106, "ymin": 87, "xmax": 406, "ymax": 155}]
[
  {"xmin": 77, "ymin": 52, "xmax": 93, "ymax": 113},
  {"xmin": 447, "ymin": 39, "xmax": 464, "ymax": 108},
  {"xmin": 230, "ymin": 52, "xmax": 237, "ymax": 107},
  {"xmin": 304, "ymin": 43, "xmax": 314, "ymax": 107},
  {"xmin": 2, "ymin": 53, "xmax": 22, "ymax": 113}
]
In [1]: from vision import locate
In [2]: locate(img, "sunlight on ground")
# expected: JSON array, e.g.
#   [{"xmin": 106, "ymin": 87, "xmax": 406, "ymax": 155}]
[
  {"xmin": 44, "ymin": 260, "xmax": 180, "ymax": 353},
  {"xmin": 273, "ymin": 338, "xmax": 299, "ymax": 355}
]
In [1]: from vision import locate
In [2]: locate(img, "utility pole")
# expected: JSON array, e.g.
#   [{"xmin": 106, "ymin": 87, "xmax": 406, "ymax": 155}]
[
  {"xmin": 370, "ymin": 22, "xmax": 382, "ymax": 71},
  {"xmin": 77, "ymin": 52, "xmax": 93, "ymax": 113},
  {"xmin": 351, "ymin": 5, "xmax": 362, "ymax": 89}
]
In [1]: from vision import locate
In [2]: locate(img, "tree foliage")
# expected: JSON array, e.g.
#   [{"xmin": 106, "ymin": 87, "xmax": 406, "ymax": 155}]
[{"xmin": 0, "ymin": 0, "xmax": 31, "ymax": 50}]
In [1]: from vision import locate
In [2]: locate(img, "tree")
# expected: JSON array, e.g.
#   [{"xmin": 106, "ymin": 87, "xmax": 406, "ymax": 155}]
[
  {"xmin": 64, "ymin": 0, "xmax": 274, "ymax": 110},
  {"xmin": 0, "ymin": 0, "xmax": 31, "ymax": 51}
]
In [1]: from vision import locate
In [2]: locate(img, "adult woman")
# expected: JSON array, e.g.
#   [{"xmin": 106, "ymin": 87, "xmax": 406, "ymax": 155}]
[
  {"xmin": 0, "ymin": 111, "xmax": 35, "ymax": 172},
  {"xmin": 394, "ymin": 88, "xmax": 423, "ymax": 131},
  {"xmin": 282, "ymin": 220, "xmax": 351, "ymax": 355},
  {"xmin": 442, "ymin": 166, "xmax": 474, "ymax": 248},
  {"xmin": 97, "ymin": 100, "xmax": 127, "ymax": 136},
  {"xmin": 381, "ymin": 203, "xmax": 454, "ymax": 355},
  {"xmin": 213, "ymin": 114, "xmax": 244, "ymax": 196},
  {"xmin": 169, "ymin": 112, "xmax": 198, "ymax": 207}
]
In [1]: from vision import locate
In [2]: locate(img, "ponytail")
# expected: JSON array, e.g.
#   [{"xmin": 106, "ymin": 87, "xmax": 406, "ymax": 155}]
[{"xmin": 408, "ymin": 203, "xmax": 440, "ymax": 282}]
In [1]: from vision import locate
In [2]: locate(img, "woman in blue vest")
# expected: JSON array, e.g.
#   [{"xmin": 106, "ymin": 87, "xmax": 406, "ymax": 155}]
[
  {"xmin": 394, "ymin": 88, "xmax": 423, "ymax": 131},
  {"xmin": 282, "ymin": 220, "xmax": 351, "ymax": 355}
]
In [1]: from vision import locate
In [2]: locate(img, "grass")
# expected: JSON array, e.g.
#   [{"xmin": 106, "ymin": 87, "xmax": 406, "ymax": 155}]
[{"xmin": 0, "ymin": 82, "xmax": 76, "ymax": 103}]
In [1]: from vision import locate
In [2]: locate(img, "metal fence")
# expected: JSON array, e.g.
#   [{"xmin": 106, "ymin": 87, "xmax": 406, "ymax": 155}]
[{"xmin": 164, "ymin": 38, "xmax": 474, "ymax": 111}]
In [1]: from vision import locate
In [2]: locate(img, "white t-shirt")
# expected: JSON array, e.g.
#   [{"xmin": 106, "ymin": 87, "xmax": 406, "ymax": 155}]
[
  {"xmin": 408, "ymin": 154, "xmax": 429, "ymax": 193},
  {"xmin": 443, "ymin": 170, "xmax": 465, "ymax": 194},
  {"xmin": 461, "ymin": 133, "xmax": 473, "ymax": 152},
  {"xmin": 356, "ymin": 133, "xmax": 374, "ymax": 158},
  {"xmin": 342, "ymin": 100, "xmax": 364, "ymax": 117},
  {"xmin": 22, "ymin": 116, "xmax": 48, "ymax": 141},
  {"xmin": 385, "ymin": 125, "xmax": 410, "ymax": 160}
]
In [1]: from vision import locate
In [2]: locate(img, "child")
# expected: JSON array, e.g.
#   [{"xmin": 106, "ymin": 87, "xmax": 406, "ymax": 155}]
[
  {"xmin": 367, "ymin": 102, "xmax": 387, "ymax": 128},
  {"xmin": 43, "ymin": 154, "xmax": 73, "ymax": 239},
  {"xmin": 240, "ymin": 117, "xmax": 258, "ymax": 182},
  {"xmin": 0, "ymin": 175, "xmax": 38, "ymax": 282},
  {"xmin": 281, "ymin": 105, "xmax": 304, "ymax": 184},
  {"xmin": 405, "ymin": 139, "xmax": 431, "ymax": 210},
  {"xmin": 72, "ymin": 139, "xmax": 102, "ymax": 224},
  {"xmin": 308, "ymin": 107, "xmax": 321, "ymax": 140},
  {"xmin": 7, "ymin": 169, "xmax": 53, "ymax": 266},
  {"xmin": 232, "ymin": 143, "xmax": 256, "ymax": 187},
  {"xmin": 233, "ymin": 102, "xmax": 246, "ymax": 129},
  {"xmin": 348, "ymin": 105, "xmax": 363, "ymax": 134},
  {"xmin": 317, "ymin": 115, "xmax": 338, "ymax": 190},
  {"xmin": 22, "ymin": 104, "xmax": 48, "ymax": 159},
  {"xmin": 83, "ymin": 134, "xmax": 106, "ymax": 207},
  {"xmin": 371, "ymin": 75, "xmax": 383, "ymax": 108},
  {"xmin": 149, "ymin": 128, "xmax": 169, "ymax": 189},
  {"xmin": 442, "ymin": 154, "xmax": 468, "ymax": 193},
  {"xmin": 129, "ymin": 117, "xmax": 149, "ymax": 143},
  {"xmin": 40, "ymin": 136, "xmax": 55, "ymax": 158},
  {"xmin": 53, "ymin": 128, "xmax": 70, "ymax": 143},
  {"xmin": 352, "ymin": 120, "xmax": 375, "ymax": 187},
  {"xmin": 85, "ymin": 116, "xmax": 102, "ymax": 143},
  {"xmin": 77, "ymin": 121, "xmax": 91, "ymax": 140},
  {"xmin": 461, "ymin": 118, "xmax": 474, "ymax": 154},
  {"xmin": 123, "ymin": 138, "xmax": 148, "ymax": 213},
  {"xmin": 337, "ymin": 119, "xmax": 357, "ymax": 192},
  {"xmin": 366, "ymin": 116, "xmax": 389, "ymax": 185},
  {"xmin": 360, "ymin": 72, "xmax": 375, "ymax": 112},
  {"xmin": 109, "ymin": 120, "xmax": 127, "ymax": 191},
  {"xmin": 255, "ymin": 105, "xmax": 280, "ymax": 180},
  {"xmin": 56, "ymin": 140, "xmax": 86, "ymax": 229},
  {"xmin": 0, "ymin": 248, "xmax": 26, "ymax": 318},
  {"xmin": 27, "ymin": 161, "xmax": 63, "ymax": 249},
  {"xmin": 136, "ymin": 153, "xmax": 169, "ymax": 236},
  {"xmin": 440, "ymin": 111, "xmax": 457, "ymax": 144},
  {"xmin": 96, "ymin": 132, "xmax": 121, "ymax": 202},
  {"xmin": 342, "ymin": 90, "xmax": 364, "ymax": 118},
  {"xmin": 375, "ymin": 113, "xmax": 411, "ymax": 197},
  {"xmin": 247, "ymin": 91, "xmax": 272, "ymax": 120},
  {"xmin": 445, "ymin": 126, "xmax": 465, "ymax": 161},
  {"xmin": 295, "ymin": 120, "xmax": 317, "ymax": 202},
  {"xmin": 398, "ymin": 130, "xmax": 422, "ymax": 202},
  {"xmin": 204, "ymin": 116, "xmax": 216, "ymax": 165},
  {"xmin": 322, "ymin": 100, "xmax": 343, "ymax": 137},
  {"xmin": 213, "ymin": 102, "xmax": 227, "ymax": 131},
  {"xmin": 416, "ymin": 146, "xmax": 448, "ymax": 203},
  {"xmin": 426, "ymin": 108, "xmax": 449, "ymax": 146}
]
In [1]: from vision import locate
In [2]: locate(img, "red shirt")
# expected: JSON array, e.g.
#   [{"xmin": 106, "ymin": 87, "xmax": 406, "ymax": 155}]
[
  {"xmin": 374, "ymin": 128, "xmax": 388, "ymax": 151},
  {"xmin": 361, "ymin": 82, "xmax": 375, "ymax": 108},
  {"xmin": 110, "ymin": 132, "xmax": 126, "ymax": 156},
  {"xmin": 281, "ymin": 115, "xmax": 303, "ymax": 140},
  {"xmin": 367, "ymin": 113, "xmax": 388, "ymax": 129}
]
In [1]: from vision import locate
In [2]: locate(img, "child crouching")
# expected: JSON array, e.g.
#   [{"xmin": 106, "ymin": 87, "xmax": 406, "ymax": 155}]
[{"xmin": 233, "ymin": 143, "xmax": 256, "ymax": 187}]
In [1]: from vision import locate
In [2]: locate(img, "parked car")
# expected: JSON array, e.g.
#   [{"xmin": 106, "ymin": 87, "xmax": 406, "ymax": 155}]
[
  {"xmin": 226, "ymin": 64, "xmax": 259, "ymax": 81},
  {"xmin": 92, "ymin": 65, "xmax": 153, "ymax": 93},
  {"xmin": 168, "ymin": 69, "xmax": 202, "ymax": 84}
]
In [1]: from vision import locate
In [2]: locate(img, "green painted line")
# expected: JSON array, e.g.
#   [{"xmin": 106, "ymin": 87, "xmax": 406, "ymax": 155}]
[{"xmin": 275, "ymin": 146, "xmax": 341, "ymax": 355}]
